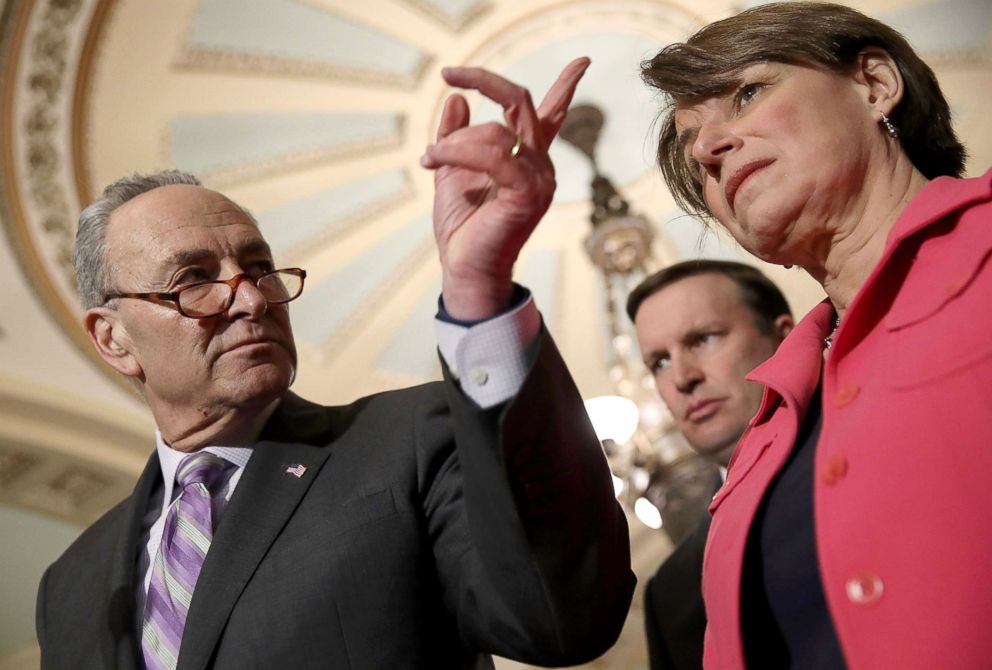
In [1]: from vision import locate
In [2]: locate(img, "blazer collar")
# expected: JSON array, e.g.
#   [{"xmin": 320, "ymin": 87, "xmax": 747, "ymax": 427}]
[
  {"xmin": 747, "ymin": 299, "xmax": 833, "ymax": 424},
  {"xmin": 885, "ymin": 169, "xmax": 992, "ymax": 247},
  {"xmin": 104, "ymin": 453, "xmax": 162, "ymax": 670},
  {"xmin": 177, "ymin": 393, "xmax": 337, "ymax": 670}
]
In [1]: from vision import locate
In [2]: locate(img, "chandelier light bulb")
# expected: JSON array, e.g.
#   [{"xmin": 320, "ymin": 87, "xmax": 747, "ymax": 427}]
[
  {"xmin": 634, "ymin": 497, "xmax": 663, "ymax": 529},
  {"xmin": 584, "ymin": 395, "xmax": 640, "ymax": 445}
]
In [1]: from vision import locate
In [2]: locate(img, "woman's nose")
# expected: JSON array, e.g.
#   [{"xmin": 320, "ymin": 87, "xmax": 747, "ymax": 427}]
[{"xmin": 692, "ymin": 120, "xmax": 741, "ymax": 180}]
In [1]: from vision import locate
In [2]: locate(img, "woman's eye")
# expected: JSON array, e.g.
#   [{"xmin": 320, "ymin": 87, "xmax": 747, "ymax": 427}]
[{"xmin": 736, "ymin": 83, "xmax": 763, "ymax": 110}]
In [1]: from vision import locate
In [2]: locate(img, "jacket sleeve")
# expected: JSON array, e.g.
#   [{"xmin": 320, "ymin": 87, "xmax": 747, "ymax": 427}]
[
  {"xmin": 36, "ymin": 566, "xmax": 50, "ymax": 668},
  {"xmin": 420, "ymin": 325, "xmax": 635, "ymax": 666}
]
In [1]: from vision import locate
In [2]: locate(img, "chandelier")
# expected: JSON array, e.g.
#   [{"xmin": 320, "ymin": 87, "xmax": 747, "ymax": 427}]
[{"xmin": 560, "ymin": 105, "xmax": 720, "ymax": 544}]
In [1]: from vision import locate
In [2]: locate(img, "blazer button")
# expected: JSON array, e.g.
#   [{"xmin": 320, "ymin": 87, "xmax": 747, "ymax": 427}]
[
  {"xmin": 846, "ymin": 572, "xmax": 884, "ymax": 605},
  {"xmin": 468, "ymin": 368, "xmax": 489, "ymax": 386},
  {"xmin": 821, "ymin": 454, "xmax": 849, "ymax": 486},
  {"xmin": 834, "ymin": 384, "xmax": 860, "ymax": 408}
]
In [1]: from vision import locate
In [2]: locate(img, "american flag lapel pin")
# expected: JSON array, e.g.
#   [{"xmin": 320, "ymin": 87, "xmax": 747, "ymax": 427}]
[{"xmin": 285, "ymin": 463, "xmax": 307, "ymax": 478}]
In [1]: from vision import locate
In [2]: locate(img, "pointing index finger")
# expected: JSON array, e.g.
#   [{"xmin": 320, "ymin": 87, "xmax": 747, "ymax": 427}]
[{"xmin": 536, "ymin": 57, "xmax": 591, "ymax": 143}]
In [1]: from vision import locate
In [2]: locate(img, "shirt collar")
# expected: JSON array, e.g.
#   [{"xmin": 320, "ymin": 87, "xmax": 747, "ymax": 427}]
[{"xmin": 154, "ymin": 430, "xmax": 254, "ymax": 501}]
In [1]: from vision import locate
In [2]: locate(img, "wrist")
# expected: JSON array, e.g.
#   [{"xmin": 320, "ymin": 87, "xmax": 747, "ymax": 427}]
[{"xmin": 441, "ymin": 274, "xmax": 513, "ymax": 321}]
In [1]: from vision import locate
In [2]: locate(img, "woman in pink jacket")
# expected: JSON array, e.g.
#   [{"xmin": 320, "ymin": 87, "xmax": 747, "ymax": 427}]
[{"xmin": 640, "ymin": 2, "xmax": 992, "ymax": 668}]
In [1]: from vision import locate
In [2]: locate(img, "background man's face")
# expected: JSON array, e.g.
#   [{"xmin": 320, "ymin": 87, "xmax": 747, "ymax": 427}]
[
  {"xmin": 102, "ymin": 184, "xmax": 297, "ymax": 419},
  {"xmin": 634, "ymin": 273, "xmax": 786, "ymax": 465}
]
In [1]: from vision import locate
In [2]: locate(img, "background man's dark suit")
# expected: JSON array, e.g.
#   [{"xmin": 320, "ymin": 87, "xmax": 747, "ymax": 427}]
[
  {"xmin": 36, "ymin": 331, "xmax": 634, "ymax": 669},
  {"xmin": 643, "ymin": 514, "xmax": 710, "ymax": 670}
]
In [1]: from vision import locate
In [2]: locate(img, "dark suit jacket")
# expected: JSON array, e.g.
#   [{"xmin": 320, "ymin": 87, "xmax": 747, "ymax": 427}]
[
  {"xmin": 644, "ymin": 512, "xmax": 710, "ymax": 670},
  {"xmin": 36, "ymin": 331, "xmax": 634, "ymax": 669}
]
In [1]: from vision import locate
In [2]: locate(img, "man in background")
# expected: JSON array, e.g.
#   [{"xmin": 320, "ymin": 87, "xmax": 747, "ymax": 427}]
[{"xmin": 628, "ymin": 260, "xmax": 793, "ymax": 670}]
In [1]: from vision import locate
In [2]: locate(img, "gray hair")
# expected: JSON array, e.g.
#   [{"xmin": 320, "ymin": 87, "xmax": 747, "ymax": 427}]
[{"xmin": 73, "ymin": 170, "xmax": 202, "ymax": 309}]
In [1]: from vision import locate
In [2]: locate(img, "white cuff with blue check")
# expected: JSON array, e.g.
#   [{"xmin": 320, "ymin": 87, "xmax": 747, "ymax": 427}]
[{"xmin": 434, "ymin": 296, "xmax": 541, "ymax": 409}]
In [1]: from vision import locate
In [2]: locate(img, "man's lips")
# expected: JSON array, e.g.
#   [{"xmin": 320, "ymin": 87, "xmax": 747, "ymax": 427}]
[
  {"xmin": 686, "ymin": 398, "xmax": 724, "ymax": 422},
  {"xmin": 224, "ymin": 337, "xmax": 278, "ymax": 354},
  {"xmin": 725, "ymin": 159, "xmax": 774, "ymax": 210}
]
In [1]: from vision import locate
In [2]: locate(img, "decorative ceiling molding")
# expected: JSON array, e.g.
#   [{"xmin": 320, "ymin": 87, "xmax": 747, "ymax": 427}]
[
  {"xmin": 0, "ymin": 0, "xmax": 130, "ymax": 394},
  {"xmin": 171, "ymin": 111, "xmax": 405, "ymax": 187},
  {"xmin": 461, "ymin": 0, "xmax": 706, "ymax": 68},
  {"xmin": 175, "ymin": 45, "xmax": 432, "ymax": 88},
  {"xmin": 176, "ymin": 0, "xmax": 432, "ymax": 88},
  {"xmin": 0, "ymin": 378, "xmax": 151, "ymax": 470},
  {"xmin": 16, "ymin": 0, "xmax": 85, "ymax": 292},
  {"xmin": 0, "ymin": 440, "xmax": 135, "ymax": 526},
  {"xmin": 0, "ymin": 376, "xmax": 149, "ymax": 526},
  {"xmin": 400, "ymin": 0, "xmax": 492, "ymax": 32}
]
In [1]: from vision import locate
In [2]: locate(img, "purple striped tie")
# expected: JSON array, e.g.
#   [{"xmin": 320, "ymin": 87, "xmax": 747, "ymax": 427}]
[{"xmin": 142, "ymin": 452, "xmax": 227, "ymax": 670}]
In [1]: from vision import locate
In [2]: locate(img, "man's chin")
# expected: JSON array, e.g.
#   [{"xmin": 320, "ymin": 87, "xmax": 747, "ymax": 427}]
[
  {"xmin": 684, "ymin": 428, "xmax": 739, "ymax": 465},
  {"xmin": 228, "ymin": 365, "xmax": 294, "ymax": 406}
]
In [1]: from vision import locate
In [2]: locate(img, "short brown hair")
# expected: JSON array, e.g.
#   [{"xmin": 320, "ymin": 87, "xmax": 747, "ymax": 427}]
[
  {"xmin": 626, "ymin": 260, "xmax": 791, "ymax": 335},
  {"xmin": 642, "ymin": 1, "xmax": 967, "ymax": 219}
]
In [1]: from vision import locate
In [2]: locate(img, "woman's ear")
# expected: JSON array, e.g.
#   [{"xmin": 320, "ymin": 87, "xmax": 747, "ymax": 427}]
[
  {"xmin": 85, "ymin": 307, "xmax": 143, "ymax": 379},
  {"xmin": 853, "ymin": 47, "xmax": 904, "ymax": 120}
]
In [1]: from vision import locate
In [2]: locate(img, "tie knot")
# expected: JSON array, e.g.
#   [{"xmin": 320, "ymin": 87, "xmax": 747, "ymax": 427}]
[{"xmin": 176, "ymin": 452, "xmax": 228, "ymax": 491}]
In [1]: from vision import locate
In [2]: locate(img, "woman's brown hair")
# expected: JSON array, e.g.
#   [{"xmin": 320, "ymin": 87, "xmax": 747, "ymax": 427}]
[{"xmin": 642, "ymin": 1, "xmax": 967, "ymax": 219}]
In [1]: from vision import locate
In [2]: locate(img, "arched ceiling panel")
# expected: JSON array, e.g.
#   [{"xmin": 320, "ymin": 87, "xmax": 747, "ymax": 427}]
[
  {"xmin": 253, "ymin": 167, "xmax": 411, "ymax": 256},
  {"xmin": 183, "ymin": 0, "xmax": 430, "ymax": 84},
  {"xmin": 170, "ymin": 110, "xmax": 403, "ymax": 181}
]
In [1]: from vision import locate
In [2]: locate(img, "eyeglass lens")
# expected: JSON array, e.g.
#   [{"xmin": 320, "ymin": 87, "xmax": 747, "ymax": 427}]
[{"xmin": 178, "ymin": 271, "xmax": 303, "ymax": 317}]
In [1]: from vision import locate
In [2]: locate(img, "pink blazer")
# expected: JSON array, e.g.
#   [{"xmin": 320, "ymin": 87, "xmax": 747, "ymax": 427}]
[{"xmin": 702, "ymin": 169, "xmax": 992, "ymax": 669}]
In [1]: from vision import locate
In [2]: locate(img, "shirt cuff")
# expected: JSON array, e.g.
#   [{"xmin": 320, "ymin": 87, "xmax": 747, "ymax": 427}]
[{"xmin": 435, "ymin": 293, "xmax": 541, "ymax": 409}]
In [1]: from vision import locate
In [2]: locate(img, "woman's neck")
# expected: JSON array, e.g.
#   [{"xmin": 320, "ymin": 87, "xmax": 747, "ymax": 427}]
[{"xmin": 807, "ymin": 159, "xmax": 929, "ymax": 320}]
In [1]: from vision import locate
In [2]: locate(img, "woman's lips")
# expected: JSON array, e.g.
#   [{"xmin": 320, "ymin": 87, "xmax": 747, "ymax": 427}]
[{"xmin": 726, "ymin": 159, "xmax": 774, "ymax": 210}]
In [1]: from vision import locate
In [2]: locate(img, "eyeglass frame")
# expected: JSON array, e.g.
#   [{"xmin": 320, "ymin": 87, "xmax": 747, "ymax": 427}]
[{"xmin": 101, "ymin": 267, "xmax": 307, "ymax": 319}]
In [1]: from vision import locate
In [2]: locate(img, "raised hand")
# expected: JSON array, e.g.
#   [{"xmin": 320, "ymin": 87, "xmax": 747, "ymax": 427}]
[{"xmin": 421, "ymin": 57, "xmax": 591, "ymax": 320}]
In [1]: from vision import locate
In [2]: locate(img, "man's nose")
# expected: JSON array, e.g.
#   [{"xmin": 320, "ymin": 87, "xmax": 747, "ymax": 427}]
[
  {"xmin": 227, "ymin": 275, "xmax": 267, "ymax": 318},
  {"xmin": 671, "ymin": 355, "xmax": 704, "ymax": 394}
]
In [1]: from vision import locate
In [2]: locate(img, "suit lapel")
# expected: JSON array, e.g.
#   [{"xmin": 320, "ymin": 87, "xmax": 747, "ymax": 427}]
[
  {"xmin": 177, "ymin": 395, "xmax": 336, "ymax": 670},
  {"xmin": 103, "ymin": 453, "xmax": 161, "ymax": 670}
]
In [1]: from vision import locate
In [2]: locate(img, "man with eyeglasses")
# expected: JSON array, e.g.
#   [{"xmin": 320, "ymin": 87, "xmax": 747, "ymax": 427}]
[{"xmin": 36, "ymin": 60, "xmax": 634, "ymax": 669}]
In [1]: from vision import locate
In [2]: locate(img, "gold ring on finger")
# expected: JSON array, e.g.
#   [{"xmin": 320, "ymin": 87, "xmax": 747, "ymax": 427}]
[{"xmin": 510, "ymin": 134, "xmax": 523, "ymax": 158}]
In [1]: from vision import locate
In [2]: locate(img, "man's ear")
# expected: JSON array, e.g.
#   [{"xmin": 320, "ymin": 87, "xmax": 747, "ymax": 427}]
[
  {"xmin": 852, "ymin": 47, "xmax": 904, "ymax": 121},
  {"xmin": 773, "ymin": 314, "xmax": 794, "ymax": 343},
  {"xmin": 84, "ymin": 307, "xmax": 143, "ymax": 379}
]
